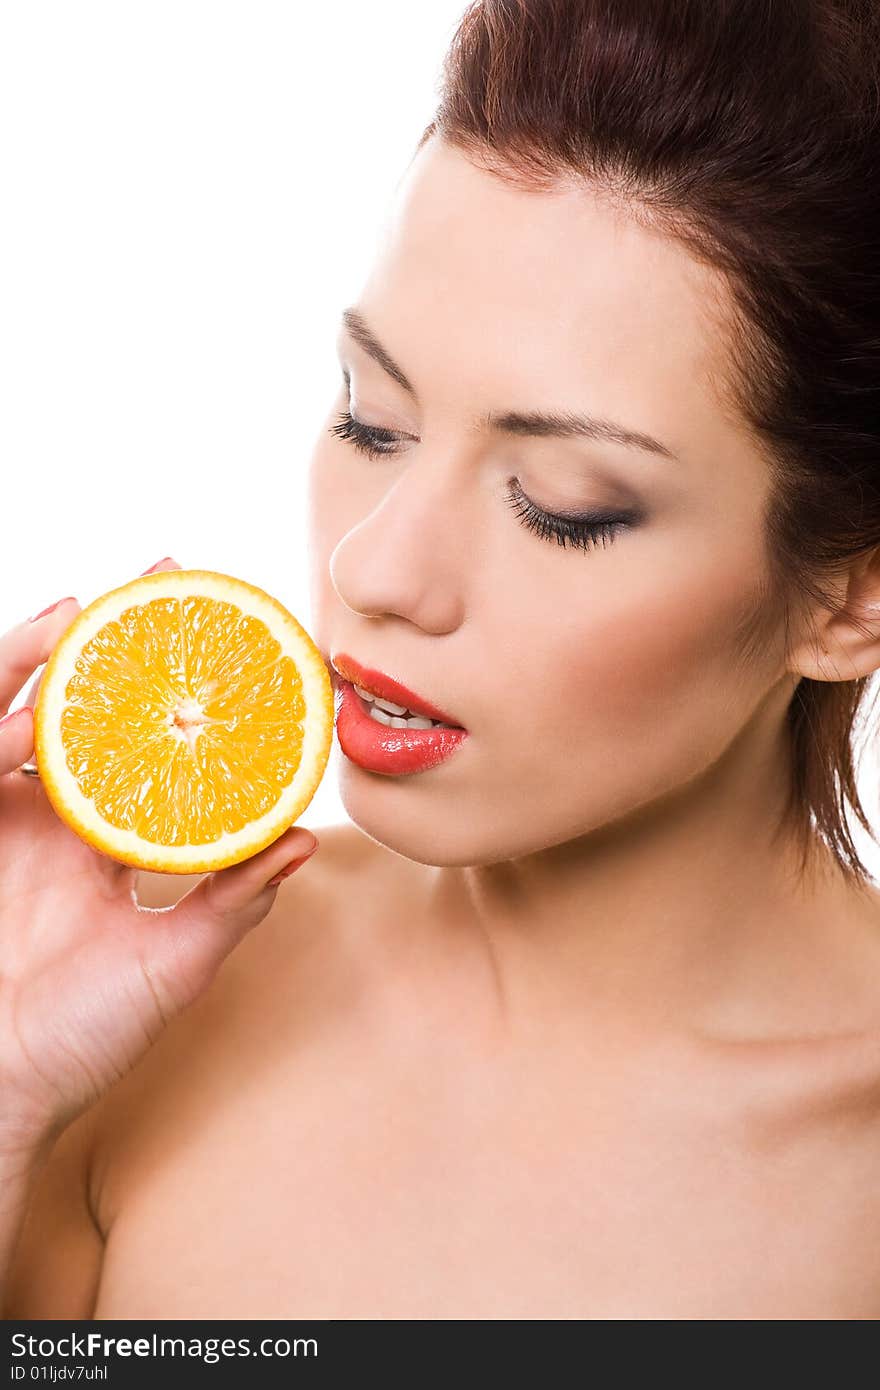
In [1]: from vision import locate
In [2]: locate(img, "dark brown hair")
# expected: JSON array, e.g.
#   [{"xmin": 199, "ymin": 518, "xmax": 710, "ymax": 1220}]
[{"xmin": 416, "ymin": 0, "xmax": 880, "ymax": 888}]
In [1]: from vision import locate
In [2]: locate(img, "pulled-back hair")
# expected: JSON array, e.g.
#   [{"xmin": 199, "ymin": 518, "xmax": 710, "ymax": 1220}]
[{"xmin": 416, "ymin": 0, "xmax": 880, "ymax": 888}]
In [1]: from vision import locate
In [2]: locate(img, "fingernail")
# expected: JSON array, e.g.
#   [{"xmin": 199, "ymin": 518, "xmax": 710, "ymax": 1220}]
[
  {"xmin": 27, "ymin": 597, "xmax": 76, "ymax": 623},
  {"xmin": 0, "ymin": 706, "xmax": 30, "ymax": 729},
  {"xmin": 140, "ymin": 557, "xmax": 178, "ymax": 575},
  {"xmin": 266, "ymin": 841, "xmax": 319, "ymax": 888}
]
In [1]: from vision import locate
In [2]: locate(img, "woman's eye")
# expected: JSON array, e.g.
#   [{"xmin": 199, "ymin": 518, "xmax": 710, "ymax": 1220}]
[
  {"xmin": 328, "ymin": 405, "xmax": 636, "ymax": 554},
  {"xmin": 504, "ymin": 479, "xmax": 637, "ymax": 553},
  {"xmin": 328, "ymin": 408, "xmax": 404, "ymax": 460}
]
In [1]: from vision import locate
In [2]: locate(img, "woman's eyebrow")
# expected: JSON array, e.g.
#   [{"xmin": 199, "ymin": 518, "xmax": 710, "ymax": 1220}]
[
  {"xmin": 341, "ymin": 308, "xmax": 417, "ymax": 396},
  {"xmin": 482, "ymin": 408, "xmax": 679, "ymax": 460},
  {"xmin": 340, "ymin": 306, "xmax": 679, "ymax": 462}
]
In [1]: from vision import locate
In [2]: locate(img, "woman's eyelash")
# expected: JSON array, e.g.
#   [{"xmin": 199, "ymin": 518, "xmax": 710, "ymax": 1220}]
[
  {"xmin": 328, "ymin": 407, "xmax": 635, "ymax": 552},
  {"xmin": 503, "ymin": 482, "xmax": 632, "ymax": 552},
  {"xmin": 329, "ymin": 409, "xmax": 402, "ymax": 459}
]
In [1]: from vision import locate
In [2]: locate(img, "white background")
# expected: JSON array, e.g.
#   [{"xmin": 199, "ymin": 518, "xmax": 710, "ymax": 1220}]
[
  {"xmin": 2, "ymin": 1, "xmax": 878, "ymax": 872},
  {"xmin": 1, "ymin": 1, "xmax": 465, "ymax": 830}
]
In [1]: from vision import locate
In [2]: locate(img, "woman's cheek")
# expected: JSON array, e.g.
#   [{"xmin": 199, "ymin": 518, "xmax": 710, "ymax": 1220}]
[{"xmin": 528, "ymin": 556, "xmax": 770, "ymax": 785}]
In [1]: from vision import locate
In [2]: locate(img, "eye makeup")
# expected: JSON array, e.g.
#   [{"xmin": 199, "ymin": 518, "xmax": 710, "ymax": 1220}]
[{"xmin": 328, "ymin": 404, "xmax": 642, "ymax": 554}]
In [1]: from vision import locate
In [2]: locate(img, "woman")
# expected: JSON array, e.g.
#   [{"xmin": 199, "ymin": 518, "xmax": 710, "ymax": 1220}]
[{"xmin": 3, "ymin": 0, "xmax": 880, "ymax": 1320}]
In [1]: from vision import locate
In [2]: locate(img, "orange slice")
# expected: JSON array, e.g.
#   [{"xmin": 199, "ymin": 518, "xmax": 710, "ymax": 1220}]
[{"xmin": 33, "ymin": 569, "xmax": 334, "ymax": 874}]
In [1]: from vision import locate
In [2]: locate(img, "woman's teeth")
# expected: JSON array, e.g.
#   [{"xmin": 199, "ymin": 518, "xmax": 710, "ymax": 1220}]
[{"xmin": 353, "ymin": 682, "xmax": 454, "ymax": 730}]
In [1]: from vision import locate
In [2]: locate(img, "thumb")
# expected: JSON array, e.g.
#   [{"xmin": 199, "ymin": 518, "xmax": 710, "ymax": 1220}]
[{"xmin": 135, "ymin": 826, "xmax": 319, "ymax": 1019}]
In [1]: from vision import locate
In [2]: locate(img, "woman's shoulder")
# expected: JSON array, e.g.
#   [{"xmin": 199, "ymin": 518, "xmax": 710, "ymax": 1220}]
[
  {"xmin": 128, "ymin": 819, "xmax": 420, "ymax": 1050},
  {"xmin": 701, "ymin": 875, "xmax": 880, "ymax": 1116},
  {"xmin": 84, "ymin": 823, "xmax": 426, "ymax": 1216}
]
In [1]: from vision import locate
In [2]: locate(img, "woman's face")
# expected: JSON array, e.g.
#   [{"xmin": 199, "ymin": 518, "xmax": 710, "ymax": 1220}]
[{"xmin": 307, "ymin": 136, "xmax": 791, "ymax": 867}]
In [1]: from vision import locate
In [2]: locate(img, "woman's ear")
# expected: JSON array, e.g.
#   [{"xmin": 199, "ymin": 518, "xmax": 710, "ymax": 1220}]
[{"xmin": 788, "ymin": 546, "xmax": 880, "ymax": 683}]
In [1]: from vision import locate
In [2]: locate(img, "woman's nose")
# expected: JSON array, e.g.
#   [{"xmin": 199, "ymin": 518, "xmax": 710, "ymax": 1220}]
[{"xmin": 328, "ymin": 460, "xmax": 470, "ymax": 634}]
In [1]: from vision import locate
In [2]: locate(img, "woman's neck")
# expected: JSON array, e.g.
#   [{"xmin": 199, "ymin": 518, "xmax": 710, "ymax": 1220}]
[{"xmin": 429, "ymin": 716, "xmax": 874, "ymax": 1046}]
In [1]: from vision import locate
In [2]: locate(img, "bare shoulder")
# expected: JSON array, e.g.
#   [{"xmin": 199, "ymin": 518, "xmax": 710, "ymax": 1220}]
[
  {"xmin": 703, "ymin": 877, "xmax": 880, "ymax": 1120},
  {"xmin": 86, "ymin": 823, "xmax": 425, "ymax": 1223},
  {"xmin": 122, "ymin": 818, "xmax": 412, "ymax": 1041}
]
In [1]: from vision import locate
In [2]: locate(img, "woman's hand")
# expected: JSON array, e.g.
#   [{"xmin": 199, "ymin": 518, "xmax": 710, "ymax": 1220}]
[{"xmin": 0, "ymin": 558, "xmax": 318, "ymax": 1154}]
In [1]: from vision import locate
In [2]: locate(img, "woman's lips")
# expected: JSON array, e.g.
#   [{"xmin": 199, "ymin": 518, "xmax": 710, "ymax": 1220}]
[
  {"xmin": 332, "ymin": 676, "xmax": 469, "ymax": 776},
  {"xmin": 330, "ymin": 652, "xmax": 465, "ymax": 728}
]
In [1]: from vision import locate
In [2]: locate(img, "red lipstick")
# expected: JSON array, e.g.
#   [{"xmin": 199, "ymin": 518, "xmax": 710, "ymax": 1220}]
[
  {"xmin": 331, "ymin": 653, "xmax": 464, "ymax": 728},
  {"xmin": 330, "ymin": 652, "xmax": 469, "ymax": 776}
]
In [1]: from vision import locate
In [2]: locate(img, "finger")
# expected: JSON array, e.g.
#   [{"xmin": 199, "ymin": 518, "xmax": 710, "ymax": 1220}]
[
  {"xmin": 135, "ymin": 827, "xmax": 320, "ymax": 1012},
  {"xmin": 0, "ymin": 705, "xmax": 34, "ymax": 776},
  {"xmin": 0, "ymin": 598, "xmax": 81, "ymax": 716},
  {"xmin": 139, "ymin": 557, "xmax": 182, "ymax": 575}
]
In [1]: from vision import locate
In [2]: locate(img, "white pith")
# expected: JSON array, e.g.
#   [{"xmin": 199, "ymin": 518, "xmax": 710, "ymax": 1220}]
[{"xmin": 166, "ymin": 696, "xmax": 216, "ymax": 753}]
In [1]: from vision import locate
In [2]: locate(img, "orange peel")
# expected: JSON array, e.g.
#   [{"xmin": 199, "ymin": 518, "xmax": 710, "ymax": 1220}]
[{"xmin": 33, "ymin": 569, "xmax": 333, "ymax": 873}]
